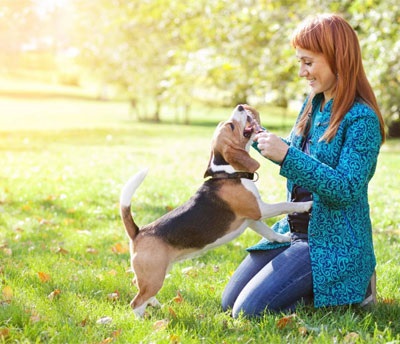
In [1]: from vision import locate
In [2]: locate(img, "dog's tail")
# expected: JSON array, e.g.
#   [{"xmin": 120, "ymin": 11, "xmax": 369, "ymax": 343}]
[{"xmin": 120, "ymin": 168, "xmax": 149, "ymax": 241}]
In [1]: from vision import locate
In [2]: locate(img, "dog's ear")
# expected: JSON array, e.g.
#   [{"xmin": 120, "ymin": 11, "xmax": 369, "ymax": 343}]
[
  {"xmin": 203, "ymin": 152, "xmax": 213, "ymax": 178},
  {"xmin": 222, "ymin": 145, "xmax": 260, "ymax": 173},
  {"xmin": 204, "ymin": 121, "xmax": 226, "ymax": 178}
]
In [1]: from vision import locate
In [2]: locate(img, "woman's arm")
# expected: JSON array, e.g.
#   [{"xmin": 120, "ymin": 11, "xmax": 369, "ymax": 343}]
[{"xmin": 280, "ymin": 112, "xmax": 381, "ymax": 208}]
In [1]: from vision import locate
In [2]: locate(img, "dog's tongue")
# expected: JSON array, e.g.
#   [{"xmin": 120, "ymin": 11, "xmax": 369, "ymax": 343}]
[{"xmin": 243, "ymin": 126, "xmax": 253, "ymax": 136}]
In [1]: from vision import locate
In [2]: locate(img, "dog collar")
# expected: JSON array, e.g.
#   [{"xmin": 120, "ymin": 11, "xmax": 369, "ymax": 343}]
[{"xmin": 208, "ymin": 171, "xmax": 258, "ymax": 181}]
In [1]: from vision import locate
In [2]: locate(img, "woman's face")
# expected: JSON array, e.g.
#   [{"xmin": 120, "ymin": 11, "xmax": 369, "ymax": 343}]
[{"xmin": 296, "ymin": 47, "xmax": 337, "ymax": 102}]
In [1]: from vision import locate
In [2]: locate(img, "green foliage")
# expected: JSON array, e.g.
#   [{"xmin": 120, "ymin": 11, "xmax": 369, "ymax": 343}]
[
  {"xmin": 2, "ymin": 1, "xmax": 399, "ymax": 131},
  {"xmin": 68, "ymin": 0, "xmax": 400, "ymax": 132},
  {"xmin": 0, "ymin": 96, "xmax": 399, "ymax": 343}
]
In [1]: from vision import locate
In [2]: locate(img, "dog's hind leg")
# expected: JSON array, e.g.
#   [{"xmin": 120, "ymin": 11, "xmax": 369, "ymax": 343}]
[
  {"xmin": 130, "ymin": 247, "xmax": 169, "ymax": 317},
  {"xmin": 130, "ymin": 277, "xmax": 165, "ymax": 318}
]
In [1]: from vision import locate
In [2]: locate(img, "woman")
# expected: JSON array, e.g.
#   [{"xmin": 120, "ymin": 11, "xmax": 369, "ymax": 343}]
[{"xmin": 221, "ymin": 13, "xmax": 385, "ymax": 318}]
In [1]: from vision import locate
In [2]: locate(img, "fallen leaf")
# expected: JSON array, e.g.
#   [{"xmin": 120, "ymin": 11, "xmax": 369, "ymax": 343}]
[
  {"xmin": 37, "ymin": 272, "xmax": 51, "ymax": 283},
  {"xmin": 56, "ymin": 247, "xmax": 69, "ymax": 255},
  {"xmin": 111, "ymin": 329, "xmax": 122, "ymax": 338},
  {"xmin": 2, "ymin": 286, "xmax": 13, "ymax": 301},
  {"xmin": 48, "ymin": 289, "xmax": 61, "ymax": 300},
  {"xmin": 0, "ymin": 328, "xmax": 10, "ymax": 339},
  {"xmin": 38, "ymin": 218, "xmax": 51, "ymax": 226},
  {"xmin": 173, "ymin": 291, "xmax": 183, "ymax": 303},
  {"xmin": 298, "ymin": 326, "xmax": 308, "ymax": 336},
  {"xmin": 21, "ymin": 204, "xmax": 31, "ymax": 211},
  {"xmin": 96, "ymin": 316, "xmax": 112, "ymax": 325},
  {"xmin": 153, "ymin": 319, "xmax": 169, "ymax": 331},
  {"xmin": 98, "ymin": 338, "xmax": 113, "ymax": 344},
  {"xmin": 343, "ymin": 332, "xmax": 360, "ymax": 343},
  {"xmin": 30, "ymin": 313, "xmax": 41, "ymax": 323},
  {"xmin": 181, "ymin": 266, "xmax": 198, "ymax": 277},
  {"xmin": 107, "ymin": 291, "xmax": 120, "ymax": 301},
  {"xmin": 107, "ymin": 269, "xmax": 118, "ymax": 276},
  {"xmin": 276, "ymin": 314, "xmax": 297, "ymax": 330},
  {"xmin": 86, "ymin": 247, "xmax": 98, "ymax": 254},
  {"xmin": 170, "ymin": 334, "xmax": 180, "ymax": 343},
  {"xmin": 63, "ymin": 218, "xmax": 75, "ymax": 225},
  {"xmin": 78, "ymin": 319, "xmax": 88, "ymax": 327},
  {"xmin": 1, "ymin": 247, "xmax": 12, "ymax": 256},
  {"xmin": 168, "ymin": 306, "xmax": 177, "ymax": 318},
  {"xmin": 111, "ymin": 243, "xmax": 128, "ymax": 254},
  {"xmin": 382, "ymin": 297, "xmax": 395, "ymax": 304}
]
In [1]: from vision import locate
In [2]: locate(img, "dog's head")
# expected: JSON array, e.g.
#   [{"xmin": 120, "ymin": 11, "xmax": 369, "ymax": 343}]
[{"xmin": 204, "ymin": 105, "xmax": 262, "ymax": 177}]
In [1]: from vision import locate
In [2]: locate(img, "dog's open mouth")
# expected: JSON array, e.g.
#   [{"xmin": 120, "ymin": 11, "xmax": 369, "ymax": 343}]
[
  {"xmin": 243, "ymin": 114, "xmax": 263, "ymax": 138},
  {"xmin": 243, "ymin": 125, "xmax": 253, "ymax": 138}
]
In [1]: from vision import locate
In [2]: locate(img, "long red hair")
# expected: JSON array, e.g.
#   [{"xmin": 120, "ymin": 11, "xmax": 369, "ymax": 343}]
[{"xmin": 291, "ymin": 14, "xmax": 385, "ymax": 144}]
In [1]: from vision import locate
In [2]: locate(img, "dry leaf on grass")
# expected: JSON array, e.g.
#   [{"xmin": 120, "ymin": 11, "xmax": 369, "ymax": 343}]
[
  {"xmin": 86, "ymin": 247, "xmax": 99, "ymax": 254},
  {"xmin": 0, "ymin": 244, "xmax": 12, "ymax": 256},
  {"xmin": 107, "ymin": 291, "xmax": 120, "ymax": 301},
  {"xmin": 0, "ymin": 328, "xmax": 10, "ymax": 339},
  {"xmin": 107, "ymin": 269, "xmax": 118, "ymax": 276},
  {"xmin": 168, "ymin": 306, "xmax": 177, "ymax": 318},
  {"xmin": 48, "ymin": 289, "xmax": 61, "ymax": 300},
  {"xmin": 169, "ymin": 334, "xmax": 180, "ymax": 344},
  {"xmin": 96, "ymin": 316, "xmax": 113, "ymax": 325},
  {"xmin": 173, "ymin": 291, "xmax": 184, "ymax": 303},
  {"xmin": 2, "ymin": 286, "xmax": 13, "ymax": 301},
  {"xmin": 37, "ymin": 271, "xmax": 51, "ymax": 283},
  {"xmin": 343, "ymin": 332, "xmax": 360, "ymax": 343},
  {"xmin": 276, "ymin": 314, "xmax": 297, "ymax": 329},
  {"xmin": 382, "ymin": 297, "xmax": 396, "ymax": 304},
  {"xmin": 56, "ymin": 247, "xmax": 69, "ymax": 255},
  {"xmin": 153, "ymin": 319, "xmax": 169, "ymax": 331},
  {"xmin": 111, "ymin": 243, "xmax": 128, "ymax": 254}
]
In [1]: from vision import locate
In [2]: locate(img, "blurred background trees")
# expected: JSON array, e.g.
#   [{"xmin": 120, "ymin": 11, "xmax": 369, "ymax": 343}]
[{"xmin": 1, "ymin": 0, "xmax": 399, "ymax": 135}]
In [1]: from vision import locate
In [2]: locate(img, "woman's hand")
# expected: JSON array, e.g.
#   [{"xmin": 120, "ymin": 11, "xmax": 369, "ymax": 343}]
[{"xmin": 254, "ymin": 132, "xmax": 289, "ymax": 164}]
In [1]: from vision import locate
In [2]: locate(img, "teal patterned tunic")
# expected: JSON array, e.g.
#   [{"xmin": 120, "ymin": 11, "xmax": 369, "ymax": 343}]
[{"xmin": 248, "ymin": 93, "xmax": 382, "ymax": 307}]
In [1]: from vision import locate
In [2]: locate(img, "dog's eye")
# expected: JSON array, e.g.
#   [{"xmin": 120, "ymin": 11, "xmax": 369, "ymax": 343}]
[{"xmin": 229, "ymin": 123, "xmax": 234, "ymax": 131}]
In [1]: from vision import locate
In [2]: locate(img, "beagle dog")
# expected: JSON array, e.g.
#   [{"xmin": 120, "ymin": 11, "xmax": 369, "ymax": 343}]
[{"xmin": 120, "ymin": 105, "xmax": 313, "ymax": 317}]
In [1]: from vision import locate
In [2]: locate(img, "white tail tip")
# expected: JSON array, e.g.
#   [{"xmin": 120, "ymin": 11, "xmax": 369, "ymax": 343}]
[{"xmin": 120, "ymin": 168, "xmax": 149, "ymax": 207}]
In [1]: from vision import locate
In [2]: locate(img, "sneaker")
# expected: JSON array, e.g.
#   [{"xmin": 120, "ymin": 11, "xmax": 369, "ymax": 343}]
[{"xmin": 361, "ymin": 270, "xmax": 377, "ymax": 307}]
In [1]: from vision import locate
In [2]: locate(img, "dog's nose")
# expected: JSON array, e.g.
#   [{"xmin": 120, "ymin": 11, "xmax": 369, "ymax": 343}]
[{"xmin": 238, "ymin": 105, "xmax": 244, "ymax": 111}]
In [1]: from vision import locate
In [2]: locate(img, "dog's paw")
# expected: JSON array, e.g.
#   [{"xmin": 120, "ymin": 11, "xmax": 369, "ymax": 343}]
[
  {"xmin": 270, "ymin": 232, "xmax": 291, "ymax": 243},
  {"xmin": 149, "ymin": 297, "xmax": 161, "ymax": 308},
  {"xmin": 296, "ymin": 200, "xmax": 313, "ymax": 213}
]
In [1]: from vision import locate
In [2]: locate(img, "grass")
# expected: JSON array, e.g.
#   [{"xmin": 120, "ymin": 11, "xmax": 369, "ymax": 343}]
[{"xmin": 0, "ymin": 85, "xmax": 399, "ymax": 343}]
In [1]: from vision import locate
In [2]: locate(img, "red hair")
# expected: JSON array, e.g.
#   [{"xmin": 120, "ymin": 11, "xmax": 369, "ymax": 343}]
[{"xmin": 291, "ymin": 14, "xmax": 385, "ymax": 143}]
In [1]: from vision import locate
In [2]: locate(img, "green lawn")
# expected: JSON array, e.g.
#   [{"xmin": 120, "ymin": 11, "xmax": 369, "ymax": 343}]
[{"xmin": 0, "ymin": 92, "xmax": 399, "ymax": 343}]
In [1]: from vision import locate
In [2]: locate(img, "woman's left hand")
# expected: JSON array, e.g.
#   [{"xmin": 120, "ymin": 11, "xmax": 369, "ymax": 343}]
[{"xmin": 255, "ymin": 132, "xmax": 289, "ymax": 164}]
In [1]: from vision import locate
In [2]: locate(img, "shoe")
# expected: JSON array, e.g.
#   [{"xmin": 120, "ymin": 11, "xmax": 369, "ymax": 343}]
[{"xmin": 360, "ymin": 270, "xmax": 377, "ymax": 307}]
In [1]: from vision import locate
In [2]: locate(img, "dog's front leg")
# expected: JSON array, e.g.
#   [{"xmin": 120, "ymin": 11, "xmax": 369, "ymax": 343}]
[
  {"xmin": 248, "ymin": 220, "xmax": 290, "ymax": 243},
  {"xmin": 258, "ymin": 201, "xmax": 313, "ymax": 219}
]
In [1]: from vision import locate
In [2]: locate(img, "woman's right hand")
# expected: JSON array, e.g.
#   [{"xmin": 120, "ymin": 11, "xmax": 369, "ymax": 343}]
[{"xmin": 255, "ymin": 131, "xmax": 289, "ymax": 164}]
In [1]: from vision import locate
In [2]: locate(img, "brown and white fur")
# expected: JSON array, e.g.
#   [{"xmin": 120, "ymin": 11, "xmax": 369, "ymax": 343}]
[{"xmin": 120, "ymin": 105, "xmax": 313, "ymax": 317}]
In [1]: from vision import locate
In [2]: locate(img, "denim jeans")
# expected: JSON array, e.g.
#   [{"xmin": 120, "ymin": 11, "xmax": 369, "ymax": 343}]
[{"xmin": 221, "ymin": 233, "xmax": 313, "ymax": 318}]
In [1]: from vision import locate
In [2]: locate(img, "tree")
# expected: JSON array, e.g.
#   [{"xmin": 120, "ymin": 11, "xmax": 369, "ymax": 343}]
[{"xmin": 70, "ymin": 0, "xmax": 399, "ymax": 134}]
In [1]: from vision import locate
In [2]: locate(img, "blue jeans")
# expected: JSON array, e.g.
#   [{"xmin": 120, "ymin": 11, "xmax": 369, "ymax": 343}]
[{"xmin": 221, "ymin": 233, "xmax": 313, "ymax": 318}]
